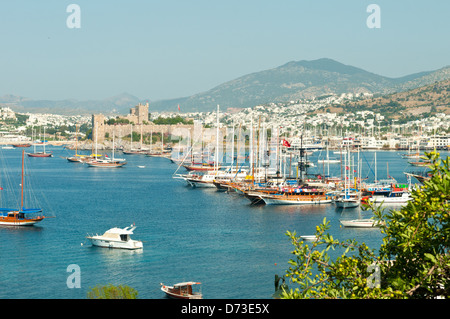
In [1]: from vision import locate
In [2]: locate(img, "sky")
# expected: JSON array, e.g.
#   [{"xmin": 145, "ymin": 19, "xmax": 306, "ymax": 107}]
[{"xmin": 0, "ymin": 0, "xmax": 449, "ymax": 102}]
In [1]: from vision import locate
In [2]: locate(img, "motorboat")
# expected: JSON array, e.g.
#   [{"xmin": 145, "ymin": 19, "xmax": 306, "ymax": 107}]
[
  {"xmin": 369, "ymin": 191, "xmax": 412, "ymax": 204},
  {"xmin": 160, "ymin": 282, "xmax": 202, "ymax": 299},
  {"xmin": 340, "ymin": 219, "xmax": 383, "ymax": 228},
  {"xmin": 86, "ymin": 225, "xmax": 143, "ymax": 249}
]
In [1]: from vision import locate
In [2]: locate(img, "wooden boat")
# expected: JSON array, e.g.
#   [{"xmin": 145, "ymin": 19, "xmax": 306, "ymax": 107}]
[
  {"xmin": 409, "ymin": 160, "xmax": 431, "ymax": 167},
  {"xmin": 340, "ymin": 219, "xmax": 383, "ymax": 228},
  {"xmin": 258, "ymin": 186, "xmax": 333, "ymax": 205},
  {"xmin": 86, "ymin": 159, "xmax": 127, "ymax": 168},
  {"xmin": 0, "ymin": 209, "xmax": 46, "ymax": 226},
  {"xmin": 160, "ymin": 282, "xmax": 202, "ymax": 299},
  {"xmin": 27, "ymin": 151, "xmax": 53, "ymax": 158},
  {"xmin": 12, "ymin": 143, "xmax": 31, "ymax": 148},
  {"xmin": 182, "ymin": 163, "xmax": 218, "ymax": 171},
  {"xmin": 0, "ymin": 150, "xmax": 49, "ymax": 226}
]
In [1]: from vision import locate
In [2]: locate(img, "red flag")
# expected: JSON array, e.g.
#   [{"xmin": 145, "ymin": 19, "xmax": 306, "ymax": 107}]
[
  {"xmin": 178, "ymin": 104, "xmax": 180, "ymax": 112},
  {"xmin": 282, "ymin": 139, "xmax": 291, "ymax": 147}
]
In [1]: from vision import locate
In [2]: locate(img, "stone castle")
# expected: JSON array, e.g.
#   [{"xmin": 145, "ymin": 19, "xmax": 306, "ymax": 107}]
[{"xmin": 92, "ymin": 102, "xmax": 195, "ymax": 147}]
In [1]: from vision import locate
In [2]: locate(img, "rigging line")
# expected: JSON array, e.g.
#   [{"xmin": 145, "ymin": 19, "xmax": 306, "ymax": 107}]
[{"xmin": 361, "ymin": 151, "xmax": 376, "ymax": 179}]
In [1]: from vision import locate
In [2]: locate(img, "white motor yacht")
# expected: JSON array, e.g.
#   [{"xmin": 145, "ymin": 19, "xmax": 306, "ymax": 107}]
[{"xmin": 86, "ymin": 225, "xmax": 143, "ymax": 249}]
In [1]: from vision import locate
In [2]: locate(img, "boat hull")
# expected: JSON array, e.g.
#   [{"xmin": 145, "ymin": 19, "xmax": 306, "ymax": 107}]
[
  {"xmin": 160, "ymin": 284, "xmax": 202, "ymax": 299},
  {"xmin": 261, "ymin": 195, "xmax": 332, "ymax": 205},
  {"xmin": 86, "ymin": 162, "xmax": 127, "ymax": 168},
  {"xmin": 27, "ymin": 152, "xmax": 53, "ymax": 157},
  {"xmin": 0, "ymin": 216, "xmax": 45, "ymax": 226},
  {"xmin": 87, "ymin": 237, "xmax": 143, "ymax": 250},
  {"xmin": 335, "ymin": 200, "xmax": 360, "ymax": 208},
  {"xmin": 340, "ymin": 219, "xmax": 382, "ymax": 228}
]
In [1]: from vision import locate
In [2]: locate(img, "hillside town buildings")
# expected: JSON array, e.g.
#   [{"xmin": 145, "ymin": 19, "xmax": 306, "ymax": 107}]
[{"xmin": 1, "ymin": 93, "xmax": 449, "ymax": 150}]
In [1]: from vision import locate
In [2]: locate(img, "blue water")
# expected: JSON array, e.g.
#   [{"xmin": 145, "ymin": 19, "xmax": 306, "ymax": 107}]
[{"xmin": 0, "ymin": 147, "xmax": 445, "ymax": 299}]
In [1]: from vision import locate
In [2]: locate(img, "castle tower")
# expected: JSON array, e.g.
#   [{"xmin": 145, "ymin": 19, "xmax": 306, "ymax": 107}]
[
  {"xmin": 92, "ymin": 114, "xmax": 105, "ymax": 143},
  {"xmin": 135, "ymin": 102, "xmax": 149, "ymax": 124}
]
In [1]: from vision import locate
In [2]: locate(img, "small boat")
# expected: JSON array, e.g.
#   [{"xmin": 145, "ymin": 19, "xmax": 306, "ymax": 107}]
[
  {"xmin": 27, "ymin": 152, "xmax": 53, "ymax": 157},
  {"xmin": 86, "ymin": 225, "xmax": 143, "ymax": 249},
  {"xmin": 160, "ymin": 282, "xmax": 202, "ymax": 299},
  {"xmin": 340, "ymin": 219, "xmax": 383, "ymax": 228},
  {"xmin": 12, "ymin": 143, "xmax": 31, "ymax": 148}
]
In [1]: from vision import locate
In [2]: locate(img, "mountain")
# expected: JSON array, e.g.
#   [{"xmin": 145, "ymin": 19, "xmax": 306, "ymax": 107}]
[
  {"xmin": 2, "ymin": 58, "xmax": 450, "ymax": 115},
  {"xmin": 150, "ymin": 58, "xmax": 450, "ymax": 112},
  {"xmin": 0, "ymin": 92, "xmax": 142, "ymax": 115}
]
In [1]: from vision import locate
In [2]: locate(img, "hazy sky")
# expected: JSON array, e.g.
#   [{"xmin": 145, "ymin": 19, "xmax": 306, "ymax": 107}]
[{"xmin": 0, "ymin": 0, "xmax": 449, "ymax": 101}]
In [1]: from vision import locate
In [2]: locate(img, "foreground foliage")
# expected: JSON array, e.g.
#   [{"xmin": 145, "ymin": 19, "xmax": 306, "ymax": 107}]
[
  {"xmin": 87, "ymin": 284, "xmax": 139, "ymax": 299},
  {"xmin": 277, "ymin": 152, "xmax": 450, "ymax": 299}
]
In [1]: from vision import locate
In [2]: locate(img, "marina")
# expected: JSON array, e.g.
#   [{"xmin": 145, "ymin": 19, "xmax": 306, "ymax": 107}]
[{"xmin": 0, "ymin": 144, "xmax": 443, "ymax": 299}]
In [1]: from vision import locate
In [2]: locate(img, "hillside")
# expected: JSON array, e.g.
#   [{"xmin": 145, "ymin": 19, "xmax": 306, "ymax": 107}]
[{"xmin": 338, "ymin": 79, "xmax": 450, "ymax": 119}]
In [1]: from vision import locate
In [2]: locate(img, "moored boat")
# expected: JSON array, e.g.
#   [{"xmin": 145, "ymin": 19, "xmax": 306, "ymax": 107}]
[
  {"xmin": 0, "ymin": 150, "xmax": 50, "ymax": 227},
  {"xmin": 86, "ymin": 225, "xmax": 143, "ymax": 249},
  {"xmin": 86, "ymin": 159, "xmax": 127, "ymax": 168},
  {"xmin": 340, "ymin": 219, "xmax": 383, "ymax": 228},
  {"xmin": 258, "ymin": 187, "xmax": 333, "ymax": 205},
  {"xmin": 0, "ymin": 209, "xmax": 46, "ymax": 226},
  {"xmin": 160, "ymin": 282, "xmax": 202, "ymax": 299}
]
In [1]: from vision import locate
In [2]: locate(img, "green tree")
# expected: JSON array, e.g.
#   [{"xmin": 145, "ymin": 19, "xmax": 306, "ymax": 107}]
[
  {"xmin": 277, "ymin": 151, "xmax": 450, "ymax": 299},
  {"xmin": 87, "ymin": 284, "xmax": 138, "ymax": 299}
]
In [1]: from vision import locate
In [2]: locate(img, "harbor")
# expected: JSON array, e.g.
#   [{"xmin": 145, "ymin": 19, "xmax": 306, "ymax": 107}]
[{"xmin": 0, "ymin": 142, "xmax": 444, "ymax": 299}]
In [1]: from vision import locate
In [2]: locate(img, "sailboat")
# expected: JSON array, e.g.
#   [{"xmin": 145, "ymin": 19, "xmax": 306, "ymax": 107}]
[
  {"xmin": 87, "ymin": 125, "xmax": 127, "ymax": 168},
  {"xmin": 27, "ymin": 126, "xmax": 53, "ymax": 157},
  {"xmin": 335, "ymin": 147, "xmax": 360, "ymax": 208},
  {"xmin": 123, "ymin": 124, "xmax": 148, "ymax": 154},
  {"xmin": 67, "ymin": 124, "xmax": 94, "ymax": 163},
  {"xmin": 0, "ymin": 150, "xmax": 49, "ymax": 226}
]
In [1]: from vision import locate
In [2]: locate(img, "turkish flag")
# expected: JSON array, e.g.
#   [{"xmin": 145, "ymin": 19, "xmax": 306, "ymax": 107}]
[{"xmin": 282, "ymin": 139, "xmax": 291, "ymax": 147}]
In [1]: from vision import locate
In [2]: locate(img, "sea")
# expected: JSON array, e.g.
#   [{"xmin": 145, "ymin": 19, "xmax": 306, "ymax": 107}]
[{"xmin": 0, "ymin": 146, "xmax": 445, "ymax": 299}]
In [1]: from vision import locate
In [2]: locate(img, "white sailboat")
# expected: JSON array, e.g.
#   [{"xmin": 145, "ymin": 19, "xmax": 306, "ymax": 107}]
[{"xmin": 335, "ymin": 147, "xmax": 359, "ymax": 208}]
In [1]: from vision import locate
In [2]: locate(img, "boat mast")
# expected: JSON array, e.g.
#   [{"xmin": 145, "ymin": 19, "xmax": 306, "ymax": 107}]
[
  {"xmin": 215, "ymin": 105, "xmax": 219, "ymax": 172},
  {"xmin": 21, "ymin": 149, "xmax": 24, "ymax": 209}
]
